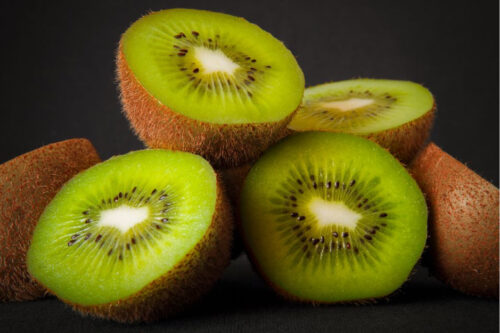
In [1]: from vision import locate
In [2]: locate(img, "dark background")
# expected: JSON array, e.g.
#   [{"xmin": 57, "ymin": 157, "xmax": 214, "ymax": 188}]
[{"xmin": 0, "ymin": 0, "xmax": 498, "ymax": 332}]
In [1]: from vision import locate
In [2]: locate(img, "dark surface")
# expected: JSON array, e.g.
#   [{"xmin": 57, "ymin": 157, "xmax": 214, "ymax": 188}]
[
  {"xmin": 0, "ymin": 256, "xmax": 498, "ymax": 332},
  {"xmin": 0, "ymin": 0, "xmax": 498, "ymax": 332}
]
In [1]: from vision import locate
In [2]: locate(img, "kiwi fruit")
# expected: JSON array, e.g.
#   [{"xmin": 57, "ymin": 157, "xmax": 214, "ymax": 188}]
[
  {"xmin": 0, "ymin": 139, "xmax": 100, "ymax": 302},
  {"xmin": 220, "ymin": 164, "xmax": 252, "ymax": 258},
  {"xmin": 117, "ymin": 8, "xmax": 305, "ymax": 168},
  {"xmin": 410, "ymin": 143, "xmax": 499, "ymax": 298},
  {"xmin": 240, "ymin": 132, "xmax": 427, "ymax": 303},
  {"xmin": 287, "ymin": 79, "xmax": 435, "ymax": 163},
  {"xmin": 26, "ymin": 149, "xmax": 232, "ymax": 323}
]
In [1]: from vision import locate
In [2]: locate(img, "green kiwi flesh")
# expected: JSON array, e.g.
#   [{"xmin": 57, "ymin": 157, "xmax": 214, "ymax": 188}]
[
  {"xmin": 240, "ymin": 132, "xmax": 427, "ymax": 302},
  {"xmin": 121, "ymin": 8, "xmax": 304, "ymax": 124},
  {"xmin": 27, "ymin": 150, "xmax": 227, "ymax": 317},
  {"xmin": 288, "ymin": 79, "xmax": 434, "ymax": 134}
]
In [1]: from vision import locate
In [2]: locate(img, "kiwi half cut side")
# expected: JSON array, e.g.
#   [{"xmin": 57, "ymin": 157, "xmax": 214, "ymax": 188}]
[
  {"xmin": 0, "ymin": 139, "xmax": 100, "ymax": 302},
  {"xmin": 117, "ymin": 8, "xmax": 305, "ymax": 168},
  {"xmin": 411, "ymin": 143, "xmax": 499, "ymax": 298},
  {"xmin": 27, "ymin": 150, "xmax": 232, "ymax": 323},
  {"xmin": 240, "ymin": 132, "xmax": 427, "ymax": 303},
  {"xmin": 288, "ymin": 79, "xmax": 435, "ymax": 163}
]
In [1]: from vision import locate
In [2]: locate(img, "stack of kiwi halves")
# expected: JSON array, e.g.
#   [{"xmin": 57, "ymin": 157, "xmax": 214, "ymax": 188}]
[{"xmin": 1, "ymin": 8, "xmax": 497, "ymax": 324}]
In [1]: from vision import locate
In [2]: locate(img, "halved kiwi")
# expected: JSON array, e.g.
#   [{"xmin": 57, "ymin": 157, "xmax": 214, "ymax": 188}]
[
  {"xmin": 117, "ymin": 8, "xmax": 305, "ymax": 168},
  {"xmin": 0, "ymin": 139, "xmax": 100, "ymax": 302},
  {"xmin": 411, "ymin": 143, "xmax": 499, "ymax": 298},
  {"xmin": 240, "ymin": 132, "xmax": 427, "ymax": 303},
  {"xmin": 288, "ymin": 79, "xmax": 435, "ymax": 163},
  {"xmin": 27, "ymin": 150, "xmax": 232, "ymax": 323}
]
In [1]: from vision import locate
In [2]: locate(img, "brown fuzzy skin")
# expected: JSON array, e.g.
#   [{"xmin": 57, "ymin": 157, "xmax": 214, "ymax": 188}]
[
  {"xmin": 61, "ymin": 177, "xmax": 233, "ymax": 323},
  {"xmin": 220, "ymin": 164, "xmax": 252, "ymax": 208},
  {"xmin": 410, "ymin": 143, "xmax": 499, "ymax": 298},
  {"xmin": 366, "ymin": 105, "xmax": 435, "ymax": 163},
  {"xmin": 116, "ymin": 45, "xmax": 296, "ymax": 169},
  {"xmin": 219, "ymin": 164, "xmax": 252, "ymax": 259},
  {"xmin": 0, "ymin": 139, "xmax": 101, "ymax": 302}
]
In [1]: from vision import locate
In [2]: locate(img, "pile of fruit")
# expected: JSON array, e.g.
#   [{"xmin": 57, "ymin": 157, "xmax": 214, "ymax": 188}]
[{"xmin": 0, "ymin": 8, "xmax": 497, "ymax": 324}]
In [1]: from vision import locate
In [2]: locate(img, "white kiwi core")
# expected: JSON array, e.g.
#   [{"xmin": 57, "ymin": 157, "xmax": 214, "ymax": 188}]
[
  {"xmin": 308, "ymin": 197, "xmax": 361, "ymax": 229},
  {"xmin": 320, "ymin": 98, "xmax": 374, "ymax": 112},
  {"xmin": 99, "ymin": 205, "xmax": 150, "ymax": 233},
  {"xmin": 194, "ymin": 46, "xmax": 240, "ymax": 75}
]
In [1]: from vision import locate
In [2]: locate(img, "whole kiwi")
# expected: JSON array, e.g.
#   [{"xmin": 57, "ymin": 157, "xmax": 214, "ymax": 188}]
[{"xmin": 411, "ymin": 143, "xmax": 499, "ymax": 298}]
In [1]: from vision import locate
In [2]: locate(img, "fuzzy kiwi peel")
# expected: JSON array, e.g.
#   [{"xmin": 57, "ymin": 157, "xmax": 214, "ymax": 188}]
[
  {"xmin": 117, "ymin": 8, "xmax": 305, "ymax": 168},
  {"xmin": 0, "ymin": 139, "xmax": 101, "ymax": 302},
  {"xmin": 288, "ymin": 79, "xmax": 435, "ymax": 163},
  {"xmin": 411, "ymin": 143, "xmax": 499, "ymax": 298},
  {"xmin": 26, "ymin": 149, "xmax": 233, "ymax": 323},
  {"xmin": 220, "ymin": 164, "xmax": 252, "ymax": 258},
  {"xmin": 240, "ymin": 132, "xmax": 427, "ymax": 303}
]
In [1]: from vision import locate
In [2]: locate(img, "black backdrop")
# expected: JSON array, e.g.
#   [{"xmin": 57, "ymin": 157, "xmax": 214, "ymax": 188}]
[{"xmin": 0, "ymin": 1, "xmax": 498, "ymax": 332}]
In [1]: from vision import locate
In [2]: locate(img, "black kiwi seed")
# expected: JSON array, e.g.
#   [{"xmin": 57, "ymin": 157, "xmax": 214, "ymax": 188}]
[
  {"xmin": 84, "ymin": 233, "xmax": 91, "ymax": 240},
  {"xmin": 291, "ymin": 212, "xmax": 298, "ymax": 218},
  {"xmin": 85, "ymin": 219, "xmax": 92, "ymax": 224},
  {"xmin": 67, "ymin": 240, "xmax": 76, "ymax": 246},
  {"xmin": 107, "ymin": 249, "xmax": 113, "ymax": 256},
  {"xmin": 71, "ymin": 234, "xmax": 79, "ymax": 240},
  {"xmin": 126, "ymin": 244, "xmax": 131, "ymax": 250},
  {"xmin": 364, "ymin": 235, "xmax": 372, "ymax": 240},
  {"xmin": 95, "ymin": 235, "xmax": 102, "ymax": 242},
  {"xmin": 333, "ymin": 232, "xmax": 339, "ymax": 237},
  {"xmin": 131, "ymin": 237, "xmax": 136, "ymax": 244},
  {"xmin": 161, "ymin": 218, "xmax": 169, "ymax": 223},
  {"xmin": 298, "ymin": 216, "xmax": 306, "ymax": 221},
  {"xmin": 82, "ymin": 210, "xmax": 89, "ymax": 215},
  {"xmin": 334, "ymin": 181, "xmax": 340, "ymax": 189},
  {"xmin": 342, "ymin": 232, "xmax": 349, "ymax": 237},
  {"xmin": 290, "ymin": 196, "xmax": 297, "ymax": 201},
  {"xmin": 380, "ymin": 213, "xmax": 388, "ymax": 217},
  {"xmin": 192, "ymin": 31, "xmax": 199, "ymax": 37}
]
